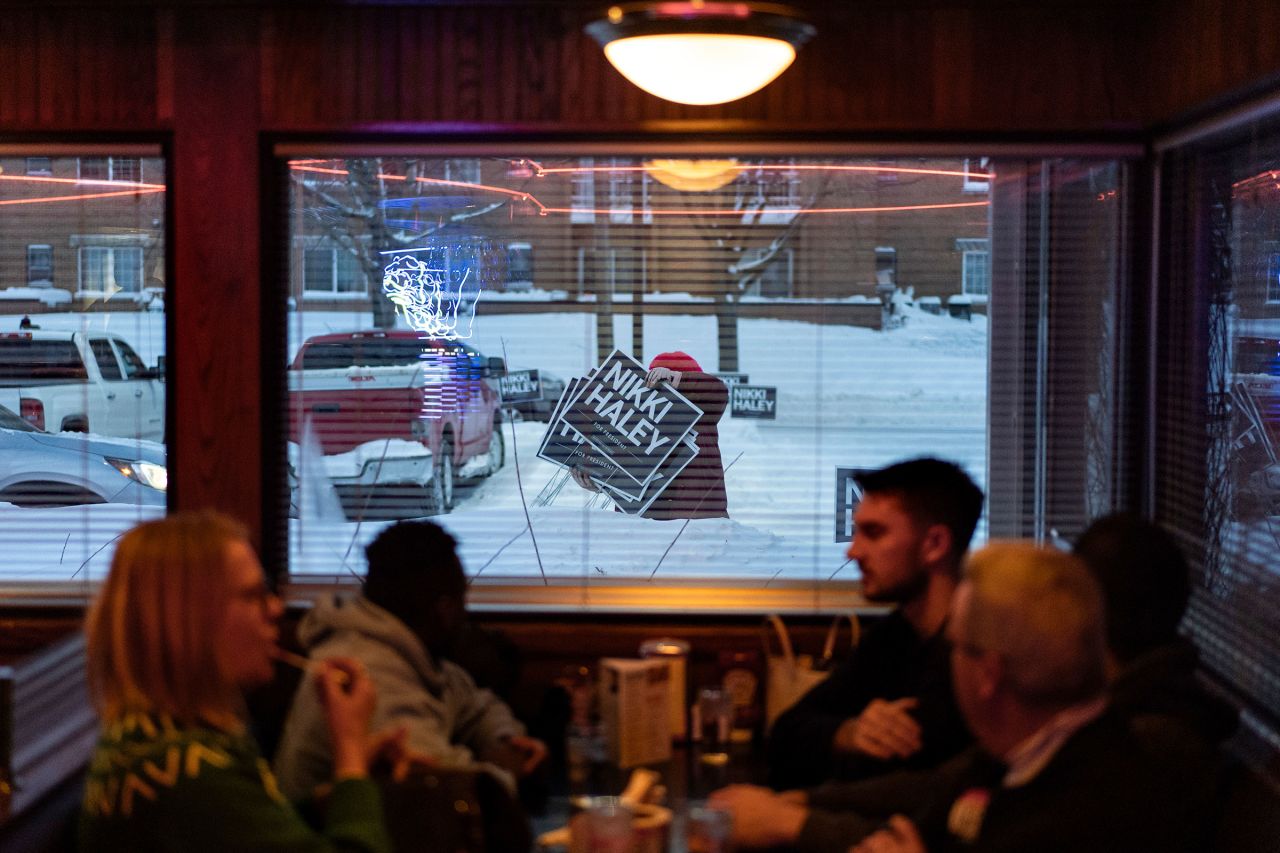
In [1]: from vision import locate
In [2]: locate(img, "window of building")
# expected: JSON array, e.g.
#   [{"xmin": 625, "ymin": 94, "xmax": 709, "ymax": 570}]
[
  {"xmin": 0, "ymin": 149, "xmax": 167, "ymax": 586},
  {"xmin": 277, "ymin": 151, "xmax": 1128, "ymax": 610},
  {"xmin": 443, "ymin": 158, "xmax": 481, "ymax": 185},
  {"xmin": 957, "ymin": 239, "xmax": 991, "ymax": 296},
  {"xmin": 27, "ymin": 244, "xmax": 53, "ymax": 286},
  {"xmin": 303, "ymin": 246, "xmax": 367, "ymax": 297},
  {"xmin": 570, "ymin": 157, "xmax": 595, "ymax": 224},
  {"xmin": 963, "ymin": 157, "xmax": 991, "ymax": 192},
  {"xmin": 78, "ymin": 156, "xmax": 143, "ymax": 182},
  {"xmin": 79, "ymin": 246, "xmax": 144, "ymax": 294}
]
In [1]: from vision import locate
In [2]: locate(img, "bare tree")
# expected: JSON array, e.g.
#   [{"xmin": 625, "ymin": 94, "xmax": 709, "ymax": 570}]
[{"xmin": 294, "ymin": 158, "xmax": 508, "ymax": 328}]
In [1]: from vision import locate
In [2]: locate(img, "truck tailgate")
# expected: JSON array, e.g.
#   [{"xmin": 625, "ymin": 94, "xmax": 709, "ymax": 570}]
[{"xmin": 287, "ymin": 365, "xmax": 435, "ymax": 455}]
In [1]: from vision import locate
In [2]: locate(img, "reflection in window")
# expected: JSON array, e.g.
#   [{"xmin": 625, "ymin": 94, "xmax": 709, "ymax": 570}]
[{"xmin": 0, "ymin": 152, "xmax": 167, "ymax": 583}]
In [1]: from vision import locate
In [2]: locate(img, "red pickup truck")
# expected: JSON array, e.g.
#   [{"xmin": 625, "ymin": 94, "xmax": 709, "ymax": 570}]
[{"xmin": 287, "ymin": 330, "xmax": 505, "ymax": 518}]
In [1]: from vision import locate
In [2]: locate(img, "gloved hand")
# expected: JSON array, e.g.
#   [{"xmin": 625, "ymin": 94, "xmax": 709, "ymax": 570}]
[
  {"xmin": 571, "ymin": 466, "xmax": 601, "ymax": 492},
  {"xmin": 646, "ymin": 366, "xmax": 681, "ymax": 389}
]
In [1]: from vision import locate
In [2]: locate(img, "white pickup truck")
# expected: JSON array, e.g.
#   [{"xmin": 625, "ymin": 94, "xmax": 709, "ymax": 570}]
[{"xmin": 0, "ymin": 330, "xmax": 165, "ymax": 440}]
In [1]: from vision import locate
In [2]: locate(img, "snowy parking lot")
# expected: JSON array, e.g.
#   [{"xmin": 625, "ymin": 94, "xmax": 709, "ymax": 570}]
[{"xmin": 1, "ymin": 303, "xmax": 988, "ymax": 583}]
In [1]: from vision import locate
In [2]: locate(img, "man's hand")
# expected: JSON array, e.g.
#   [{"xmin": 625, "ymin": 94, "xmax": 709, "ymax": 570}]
[
  {"xmin": 708, "ymin": 784, "xmax": 808, "ymax": 848},
  {"xmin": 851, "ymin": 815, "xmax": 927, "ymax": 853},
  {"xmin": 570, "ymin": 466, "xmax": 601, "ymax": 492},
  {"xmin": 366, "ymin": 725, "xmax": 439, "ymax": 782},
  {"xmin": 506, "ymin": 735, "xmax": 548, "ymax": 775},
  {"xmin": 646, "ymin": 367, "xmax": 681, "ymax": 389},
  {"xmin": 490, "ymin": 735, "xmax": 549, "ymax": 777},
  {"xmin": 834, "ymin": 698, "xmax": 922, "ymax": 760},
  {"xmin": 314, "ymin": 657, "xmax": 378, "ymax": 780}
]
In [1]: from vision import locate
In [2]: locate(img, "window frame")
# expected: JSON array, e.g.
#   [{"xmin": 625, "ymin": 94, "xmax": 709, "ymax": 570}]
[{"xmin": 269, "ymin": 141, "xmax": 1144, "ymax": 614}]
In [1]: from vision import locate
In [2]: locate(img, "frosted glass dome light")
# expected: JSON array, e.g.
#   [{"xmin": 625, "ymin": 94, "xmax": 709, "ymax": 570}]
[{"xmin": 587, "ymin": 3, "xmax": 815, "ymax": 106}]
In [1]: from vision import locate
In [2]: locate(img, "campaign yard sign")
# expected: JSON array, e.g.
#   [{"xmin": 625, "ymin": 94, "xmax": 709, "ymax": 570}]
[
  {"xmin": 601, "ymin": 436, "xmax": 699, "ymax": 516},
  {"xmin": 714, "ymin": 372, "xmax": 749, "ymax": 387},
  {"xmin": 834, "ymin": 466, "xmax": 873, "ymax": 542},
  {"xmin": 562, "ymin": 350, "xmax": 703, "ymax": 487},
  {"xmin": 730, "ymin": 385, "xmax": 777, "ymax": 419},
  {"xmin": 498, "ymin": 369, "xmax": 541, "ymax": 403}
]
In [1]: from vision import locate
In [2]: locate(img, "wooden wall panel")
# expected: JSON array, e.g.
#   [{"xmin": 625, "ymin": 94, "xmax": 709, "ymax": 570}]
[
  {"xmin": 169, "ymin": 8, "xmax": 261, "ymax": 527},
  {"xmin": 257, "ymin": 3, "xmax": 1151, "ymax": 132},
  {"xmin": 1148, "ymin": 0, "xmax": 1280, "ymax": 124},
  {"xmin": 0, "ymin": 7, "xmax": 159, "ymax": 130}
]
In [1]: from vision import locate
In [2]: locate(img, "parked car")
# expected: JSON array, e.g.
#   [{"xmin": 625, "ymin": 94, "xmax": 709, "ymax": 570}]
[
  {"xmin": 0, "ymin": 404, "xmax": 167, "ymax": 508},
  {"xmin": 287, "ymin": 330, "xmax": 505, "ymax": 518},
  {"xmin": 0, "ymin": 329, "xmax": 165, "ymax": 441}
]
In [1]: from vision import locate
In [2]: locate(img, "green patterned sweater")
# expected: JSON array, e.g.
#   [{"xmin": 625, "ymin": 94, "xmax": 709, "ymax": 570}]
[{"xmin": 78, "ymin": 712, "xmax": 391, "ymax": 853}]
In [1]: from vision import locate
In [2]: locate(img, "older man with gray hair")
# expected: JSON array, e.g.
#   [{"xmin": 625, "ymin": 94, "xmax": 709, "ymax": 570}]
[{"xmin": 718, "ymin": 541, "xmax": 1208, "ymax": 853}]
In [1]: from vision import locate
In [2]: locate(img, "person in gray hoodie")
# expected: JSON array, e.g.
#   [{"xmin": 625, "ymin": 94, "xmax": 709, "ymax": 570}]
[{"xmin": 274, "ymin": 520, "xmax": 547, "ymax": 800}]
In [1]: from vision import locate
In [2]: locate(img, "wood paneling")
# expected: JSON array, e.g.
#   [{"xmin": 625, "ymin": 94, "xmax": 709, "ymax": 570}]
[
  {"xmin": 170, "ymin": 8, "xmax": 262, "ymax": 524},
  {"xmin": 256, "ymin": 4, "xmax": 1150, "ymax": 132},
  {"xmin": 1148, "ymin": 0, "xmax": 1280, "ymax": 124}
]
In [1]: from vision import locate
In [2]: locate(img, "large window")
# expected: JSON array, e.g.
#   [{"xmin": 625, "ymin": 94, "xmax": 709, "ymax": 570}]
[
  {"xmin": 279, "ymin": 151, "xmax": 1127, "ymax": 605},
  {"xmin": 0, "ymin": 150, "xmax": 167, "ymax": 587},
  {"xmin": 1159, "ymin": 111, "xmax": 1280, "ymax": 778}
]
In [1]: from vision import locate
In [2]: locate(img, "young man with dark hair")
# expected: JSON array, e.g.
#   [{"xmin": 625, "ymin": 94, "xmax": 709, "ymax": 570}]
[
  {"xmin": 765, "ymin": 457, "xmax": 984, "ymax": 789},
  {"xmin": 274, "ymin": 520, "xmax": 546, "ymax": 800}
]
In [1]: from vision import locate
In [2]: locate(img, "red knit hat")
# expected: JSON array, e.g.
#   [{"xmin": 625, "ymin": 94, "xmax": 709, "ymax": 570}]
[{"xmin": 648, "ymin": 351, "xmax": 702, "ymax": 373}]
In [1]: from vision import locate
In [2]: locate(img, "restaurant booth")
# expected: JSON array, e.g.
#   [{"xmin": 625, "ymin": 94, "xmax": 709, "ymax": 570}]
[{"xmin": 2, "ymin": 0, "xmax": 1280, "ymax": 849}]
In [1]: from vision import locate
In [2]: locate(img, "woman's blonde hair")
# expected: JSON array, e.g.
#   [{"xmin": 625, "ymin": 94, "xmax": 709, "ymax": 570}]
[{"xmin": 85, "ymin": 510, "xmax": 251, "ymax": 730}]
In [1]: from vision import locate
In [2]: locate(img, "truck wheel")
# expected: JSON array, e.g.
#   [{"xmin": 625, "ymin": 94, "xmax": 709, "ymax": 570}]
[
  {"xmin": 429, "ymin": 437, "xmax": 455, "ymax": 515},
  {"xmin": 485, "ymin": 423, "xmax": 505, "ymax": 475}
]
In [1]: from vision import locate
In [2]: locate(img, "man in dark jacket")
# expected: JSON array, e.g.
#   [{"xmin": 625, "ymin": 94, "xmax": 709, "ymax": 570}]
[
  {"xmin": 765, "ymin": 458, "xmax": 983, "ymax": 789},
  {"xmin": 1072, "ymin": 513, "xmax": 1237, "ymax": 774}
]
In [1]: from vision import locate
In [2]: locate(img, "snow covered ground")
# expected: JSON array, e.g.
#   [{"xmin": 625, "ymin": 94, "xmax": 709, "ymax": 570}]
[{"xmin": 1, "ymin": 302, "xmax": 989, "ymax": 584}]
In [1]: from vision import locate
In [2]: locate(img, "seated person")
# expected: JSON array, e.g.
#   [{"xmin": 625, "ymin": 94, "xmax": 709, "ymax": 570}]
[
  {"xmin": 80, "ymin": 511, "xmax": 395, "ymax": 853},
  {"xmin": 714, "ymin": 542, "xmax": 1212, "ymax": 853},
  {"xmin": 274, "ymin": 520, "xmax": 547, "ymax": 800},
  {"xmin": 1072, "ymin": 512, "xmax": 1237, "ymax": 763},
  {"xmin": 767, "ymin": 458, "xmax": 983, "ymax": 789}
]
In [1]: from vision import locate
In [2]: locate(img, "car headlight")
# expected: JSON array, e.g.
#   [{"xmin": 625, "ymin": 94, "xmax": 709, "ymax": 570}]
[{"xmin": 106, "ymin": 457, "xmax": 169, "ymax": 491}]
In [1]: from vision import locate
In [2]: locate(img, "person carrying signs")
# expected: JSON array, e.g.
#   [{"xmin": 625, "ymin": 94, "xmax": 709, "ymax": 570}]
[{"xmin": 571, "ymin": 351, "xmax": 729, "ymax": 520}]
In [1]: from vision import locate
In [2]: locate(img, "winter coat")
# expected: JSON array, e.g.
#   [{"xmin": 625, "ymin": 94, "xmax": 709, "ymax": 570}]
[
  {"xmin": 643, "ymin": 371, "xmax": 729, "ymax": 520},
  {"xmin": 273, "ymin": 596, "xmax": 526, "ymax": 800}
]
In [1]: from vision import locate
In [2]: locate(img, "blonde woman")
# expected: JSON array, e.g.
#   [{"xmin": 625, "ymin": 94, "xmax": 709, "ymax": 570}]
[{"xmin": 79, "ymin": 511, "xmax": 394, "ymax": 853}]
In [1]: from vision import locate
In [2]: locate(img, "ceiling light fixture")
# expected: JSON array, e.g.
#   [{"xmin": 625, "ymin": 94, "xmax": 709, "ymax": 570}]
[{"xmin": 585, "ymin": 2, "xmax": 815, "ymax": 106}]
